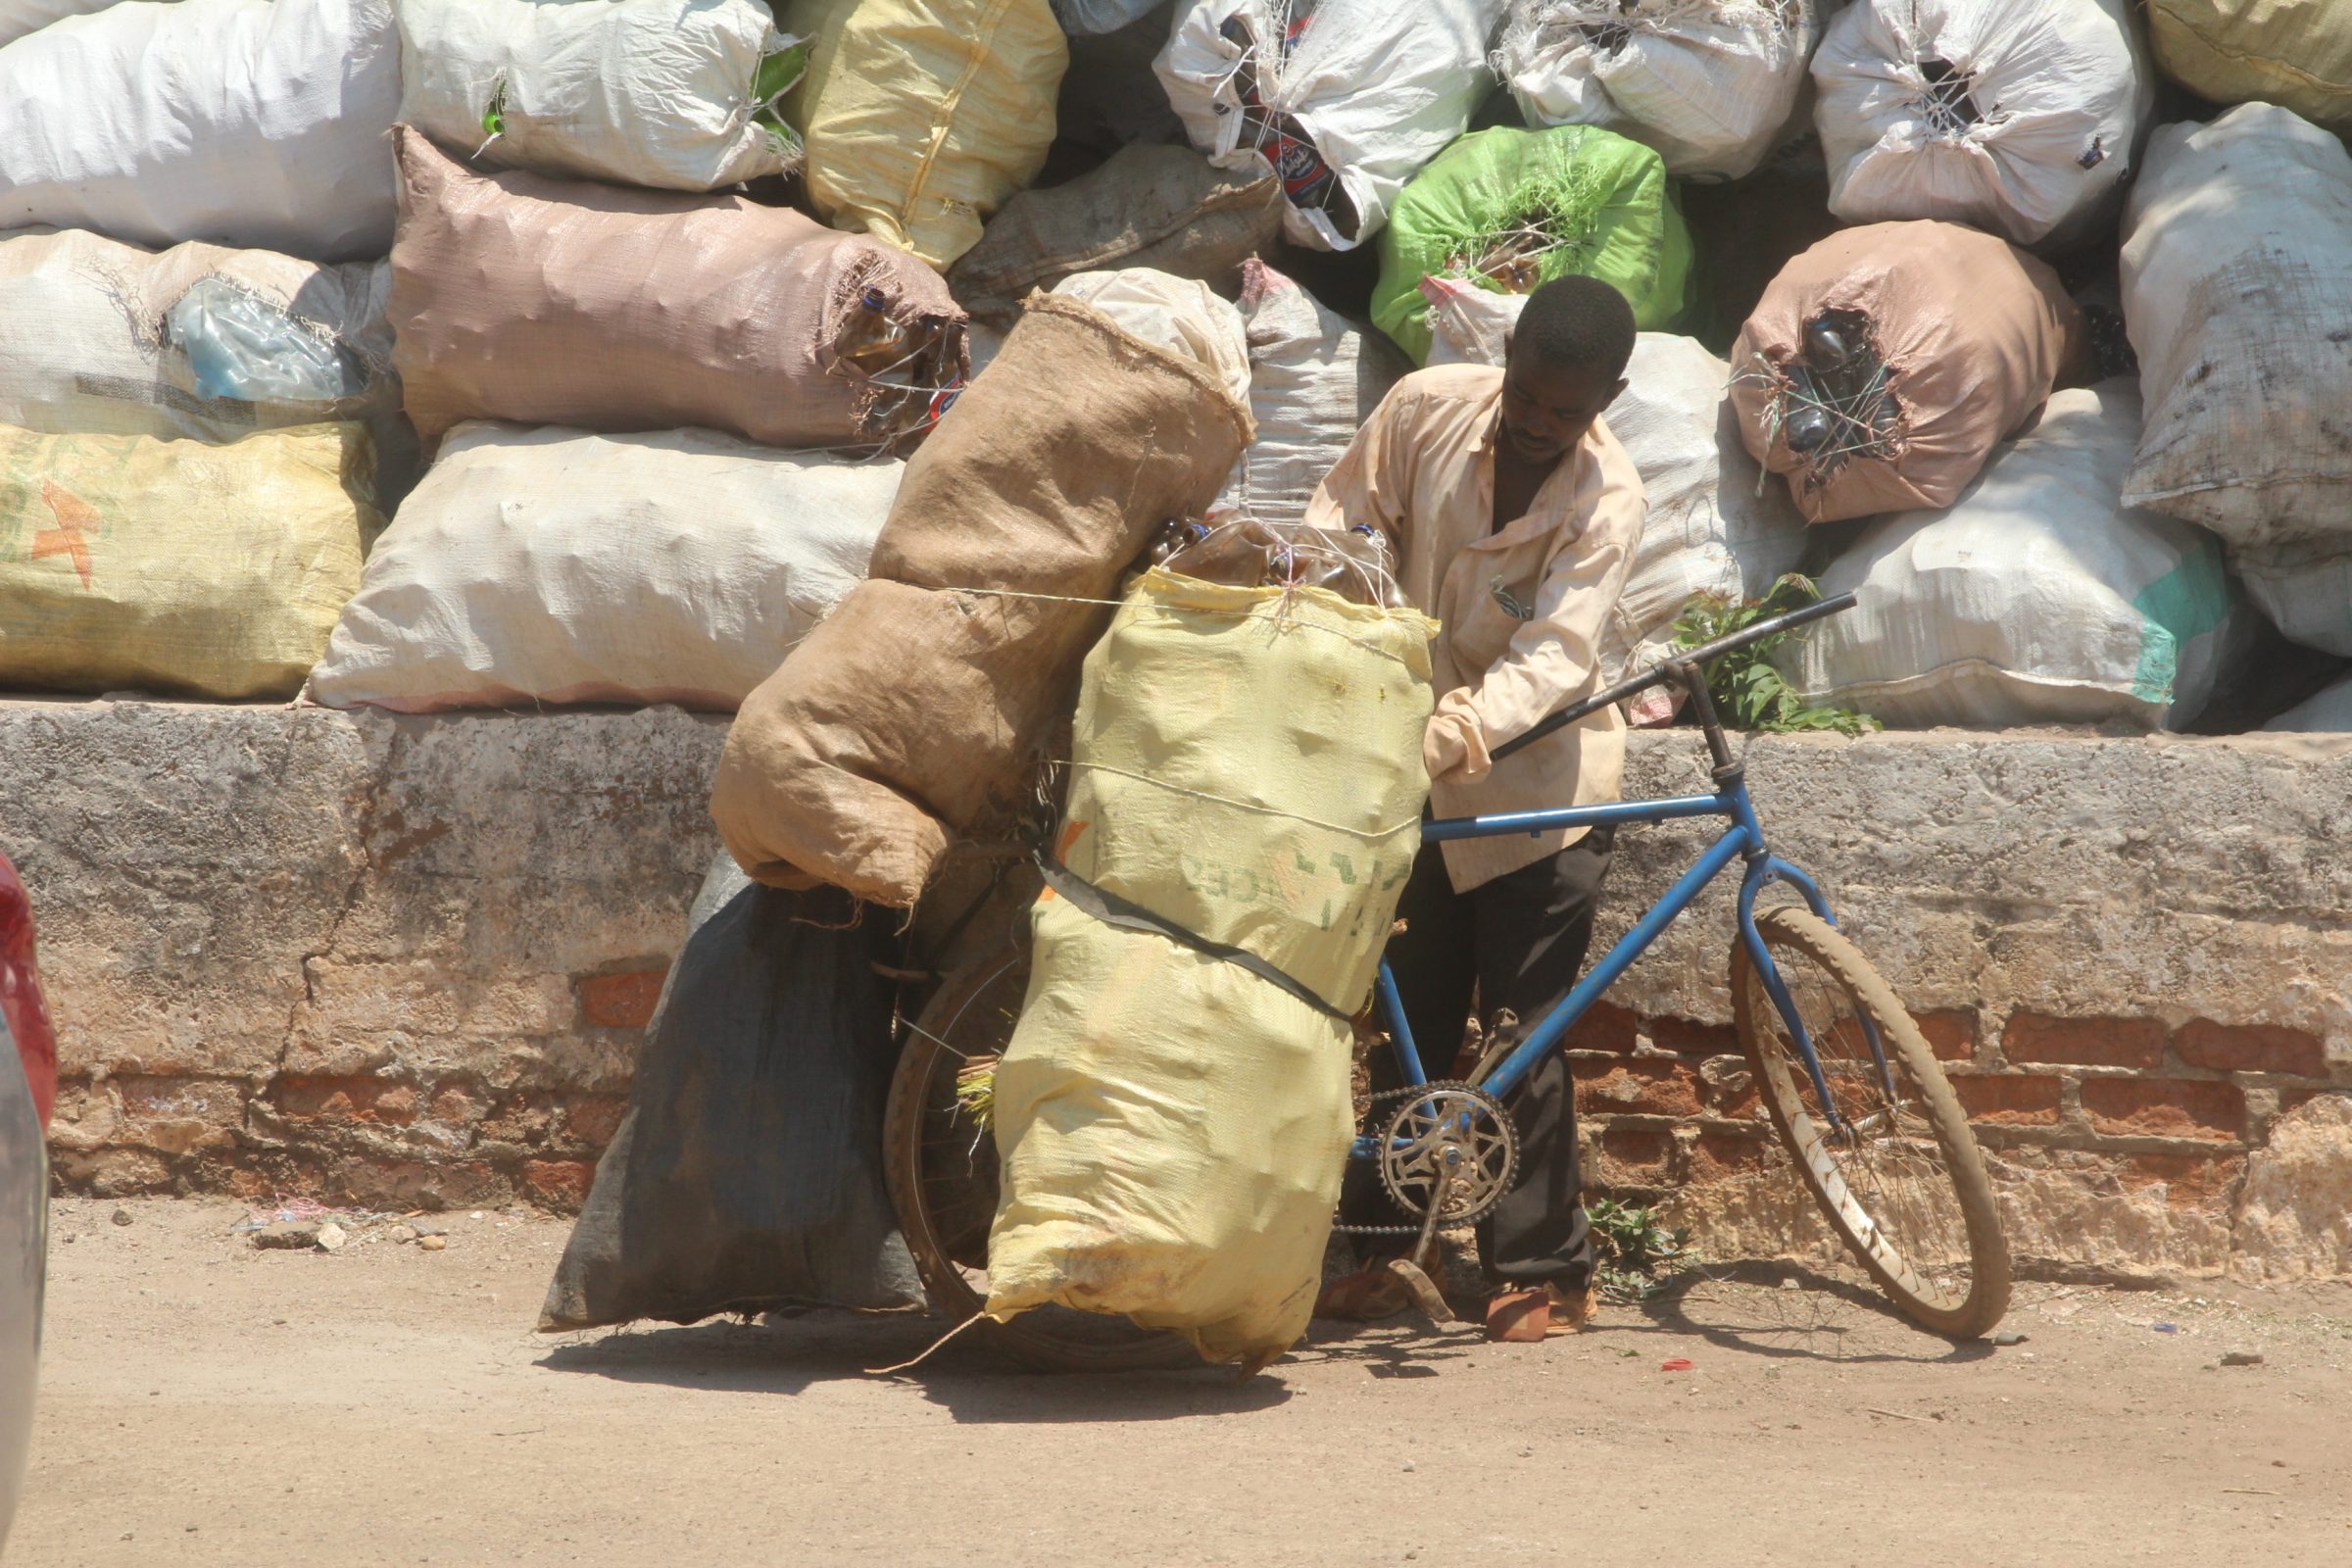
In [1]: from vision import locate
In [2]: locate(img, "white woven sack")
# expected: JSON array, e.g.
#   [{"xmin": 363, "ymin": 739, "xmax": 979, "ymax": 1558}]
[
  {"xmin": 1156, "ymin": 0, "xmax": 1506, "ymax": 251},
  {"xmin": 307, "ymin": 423, "xmax": 903, "ymax": 712},
  {"xmin": 0, "ymin": 0, "xmax": 401, "ymax": 263},
  {"xmin": 1051, "ymin": 0, "xmax": 1160, "ymax": 33},
  {"xmin": 2264, "ymin": 676, "xmax": 2352, "ymax": 735},
  {"xmin": 2228, "ymin": 541, "xmax": 2352, "ymax": 660},
  {"xmin": 0, "ymin": 0, "xmax": 161, "ymax": 50},
  {"xmin": 1814, "ymin": 0, "xmax": 2150, "ymax": 247},
  {"xmin": 2121, "ymin": 103, "xmax": 2352, "ymax": 554},
  {"xmin": 1216, "ymin": 260, "xmax": 1406, "ymax": 527},
  {"xmin": 1785, "ymin": 384, "xmax": 2246, "ymax": 730},
  {"xmin": 1421, "ymin": 274, "xmax": 1528, "ymax": 368},
  {"xmin": 0, "ymin": 226, "xmax": 397, "ymax": 444},
  {"xmin": 1495, "ymin": 1, "xmax": 1828, "ymax": 181},
  {"xmin": 398, "ymin": 0, "xmax": 801, "ymax": 193},
  {"xmin": 1050, "ymin": 268, "xmax": 1253, "ymax": 405},
  {"xmin": 1604, "ymin": 334, "xmax": 1809, "ymax": 718}
]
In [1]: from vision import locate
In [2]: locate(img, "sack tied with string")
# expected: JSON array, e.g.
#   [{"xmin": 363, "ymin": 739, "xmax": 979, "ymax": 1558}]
[
  {"xmin": 1728, "ymin": 220, "xmax": 2084, "ymax": 524},
  {"xmin": 1494, "ymin": 0, "xmax": 1830, "ymax": 183},
  {"xmin": 396, "ymin": 0, "xmax": 808, "ymax": 193},
  {"xmin": 985, "ymin": 569, "xmax": 1436, "ymax": 1371}
]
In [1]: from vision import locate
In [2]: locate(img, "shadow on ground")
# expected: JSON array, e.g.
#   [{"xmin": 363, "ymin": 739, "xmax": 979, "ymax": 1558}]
[
  {"xmin": 1622, "ymin": 1261, "xmax": 1996, "ymax": 1365},
  {"xmin": 534, "ymin": 1308, "xmax": 1298, "ymax": 1423}
]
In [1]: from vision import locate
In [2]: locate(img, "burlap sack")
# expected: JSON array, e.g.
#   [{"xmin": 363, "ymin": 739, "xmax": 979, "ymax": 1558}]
[
  {"xmin": 1729, "ymin": 220, "xmax": 2084, "ymax": 523},
  {"xmin": 710, "ymin": 294, "xmax": 1252, "ymax": 906},
  {"xmin": 386, "ymin": 126, "xmax": 962, "ymax": 449},
  {"xmin": 948, "ymin": 143, "xmax": 1283, "ymax": 319}
]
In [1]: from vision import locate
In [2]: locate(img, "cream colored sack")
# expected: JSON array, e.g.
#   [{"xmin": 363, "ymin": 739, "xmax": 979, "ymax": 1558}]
[
  {"xmin": 0, "ymin": 422, "xmax": 377, "ymax": 699},
  {"xmin": 986, "ymin": 571, "xmax": 1435, "ymax": 1369},
  {"xmin": 783, "ymin": 0, "xmax": 1067, "ymax": 268},
  {"xmin": 308, "ymin": 422, "xmax": 901, "ymax": 712}
]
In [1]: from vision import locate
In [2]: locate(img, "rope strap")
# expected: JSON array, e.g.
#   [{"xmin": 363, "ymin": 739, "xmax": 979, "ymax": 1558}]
[{"xmin": 1032, "ymin": 851, "xmax": 1355, "ymax": 1025}]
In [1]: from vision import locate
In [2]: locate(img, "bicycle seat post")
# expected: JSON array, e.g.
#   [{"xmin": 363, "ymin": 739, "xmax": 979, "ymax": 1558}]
[{"xmin": 1669, "ymin": 658, "xmax": 1743, "ymax": 786}]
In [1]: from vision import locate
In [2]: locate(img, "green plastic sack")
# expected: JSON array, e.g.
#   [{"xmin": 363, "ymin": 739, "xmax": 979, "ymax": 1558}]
[{"xmin": 1373, "ymin": 124, "xmax": 1694, "ymax": 367}]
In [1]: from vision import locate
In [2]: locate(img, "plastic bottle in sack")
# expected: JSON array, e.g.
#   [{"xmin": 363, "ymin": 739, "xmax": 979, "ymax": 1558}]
[
  {"xmin": 1215, "ymin": 14, "xmax": 1359, "ymax": 238},
  {"xmin": 834, "ymin": 287, "xmax": 912, "ymax": 374},
  {"xmin": 167, "ymin": 277, "xmax": 367, "ymax": 405}
]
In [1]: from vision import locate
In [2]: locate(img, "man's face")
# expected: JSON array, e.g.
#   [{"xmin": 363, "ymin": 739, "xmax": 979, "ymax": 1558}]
[{"xmin": 1497, "ymin": 351, "xmax": 1627, "ymax": 465}]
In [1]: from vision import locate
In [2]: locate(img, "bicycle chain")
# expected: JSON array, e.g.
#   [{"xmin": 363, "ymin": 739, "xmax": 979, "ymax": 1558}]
[{"xmin": 1336, "ymin": 1079, "xmax": 1519, "ymax": 1237}]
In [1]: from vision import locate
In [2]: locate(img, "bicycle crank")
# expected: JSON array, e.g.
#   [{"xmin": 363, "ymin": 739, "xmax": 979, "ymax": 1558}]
[{"xmin": 1374, "ymin": 1081, "xmax": 1519, "ymax": 1231}]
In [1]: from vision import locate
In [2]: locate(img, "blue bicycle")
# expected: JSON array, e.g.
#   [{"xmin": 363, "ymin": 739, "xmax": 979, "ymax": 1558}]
[{"xmin": 888, "ymin": 594, "xmax": 2011, "ymax": 1370}]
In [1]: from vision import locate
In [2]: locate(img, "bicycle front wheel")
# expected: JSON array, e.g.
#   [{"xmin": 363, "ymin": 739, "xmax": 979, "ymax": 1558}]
[{"xmin": 1731, "ymin": 906, "xmax": 2011, "ymax": 1339}]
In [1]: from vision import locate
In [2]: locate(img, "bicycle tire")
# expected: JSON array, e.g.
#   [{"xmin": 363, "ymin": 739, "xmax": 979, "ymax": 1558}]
[
  {"xmin": 1731, "ymin": 906, "xmax": 2011, "ymax": 1339},
  {"xmin": 882, "ymin": 944, "xmax": 1200, "ymax": 1374}
]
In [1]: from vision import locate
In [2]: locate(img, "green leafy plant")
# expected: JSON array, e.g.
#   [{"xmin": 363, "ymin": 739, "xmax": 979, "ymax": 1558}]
[
  {"xmin": 1587, "ymin": 1197, "xmax": 1691, "ymax": 1303},
  {"xmin": 1672, "ymin": 574, "xmax": 1879, "ymax": 736}
]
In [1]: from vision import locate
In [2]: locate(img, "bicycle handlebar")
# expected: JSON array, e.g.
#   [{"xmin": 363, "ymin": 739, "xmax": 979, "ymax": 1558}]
[{"xmin": 1489, "ymin": 592, "xmax": 1859, "ymax": 764}]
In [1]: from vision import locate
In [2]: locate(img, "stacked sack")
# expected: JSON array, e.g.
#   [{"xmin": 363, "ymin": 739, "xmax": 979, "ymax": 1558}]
[
  {"xmin": 0, "ymin": 0, "xmax": 401, "ymax": 701},
  {"xmin": 313, "ymin": 1, "xmax": 975, "ymax": 715}
]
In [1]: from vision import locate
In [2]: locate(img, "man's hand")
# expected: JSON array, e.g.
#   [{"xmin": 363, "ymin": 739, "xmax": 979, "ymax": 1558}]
[{"xmin": 1422, "ymin": 710, "xmax": 1491, "ymax": 785}]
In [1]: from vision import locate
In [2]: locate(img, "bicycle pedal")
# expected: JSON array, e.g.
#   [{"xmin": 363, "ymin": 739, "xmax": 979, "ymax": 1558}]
[{"xmin": 1380, "ymin": 1257, "xmax": 1459, "ymax": 1326}]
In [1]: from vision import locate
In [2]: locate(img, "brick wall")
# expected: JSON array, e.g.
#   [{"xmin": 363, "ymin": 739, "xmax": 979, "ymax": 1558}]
[{"xmin": 11, "ymin": 705, "xmax": 2350, "ymax": 1283}]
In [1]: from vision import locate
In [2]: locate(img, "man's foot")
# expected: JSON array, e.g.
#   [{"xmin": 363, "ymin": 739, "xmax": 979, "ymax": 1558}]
[
  {"xmin": 1314, "ymin": 1264, "xmax": 1412, "ymax": 1322},
  {"xmin": 1314, "ymin": 1259, "xmax": 1458, "ymax": 1324},
  {"xmin": 1485, "ymin": 1282, "xmax": 1600, "ymax": 1343}
]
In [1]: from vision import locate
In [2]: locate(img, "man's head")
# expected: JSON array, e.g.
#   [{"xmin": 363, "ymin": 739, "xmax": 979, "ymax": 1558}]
[{"xmin": 1498, "ymin": 274, "xmax": 1636, "ymax": 465}]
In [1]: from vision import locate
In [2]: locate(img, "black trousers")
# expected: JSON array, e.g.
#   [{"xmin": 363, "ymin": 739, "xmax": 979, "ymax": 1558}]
[{"xmin": 1342, "ymin": 828, "xmax": 1613, "ymax": 1289}]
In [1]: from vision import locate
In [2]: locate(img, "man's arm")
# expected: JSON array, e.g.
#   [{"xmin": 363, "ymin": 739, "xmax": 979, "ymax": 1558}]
[{"xmin": 1424, "ymin": 443, "xmax": 1644, "ymax": 783}]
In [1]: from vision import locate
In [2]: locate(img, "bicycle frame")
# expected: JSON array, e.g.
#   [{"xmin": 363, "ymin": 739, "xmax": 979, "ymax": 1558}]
[{"xmin": 1349, "ymin": 661, "xmax": 1890, "ymax": 1165}]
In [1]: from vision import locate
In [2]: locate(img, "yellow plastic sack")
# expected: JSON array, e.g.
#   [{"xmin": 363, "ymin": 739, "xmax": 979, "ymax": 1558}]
[
  {"xmin": 985, "ymin": 570, "xmax": 1436, "ymax": 1369},
  {"xmin": 2148, "ymin": 1, "xmax": 2352, "ymax": 130},
  {"xmin": 782, "ymin": 0, "xmax": 1067, "ymax": 268},
  {"xmin": 0, "ymin": 422, "xmax": 378, "ymax": 699}
]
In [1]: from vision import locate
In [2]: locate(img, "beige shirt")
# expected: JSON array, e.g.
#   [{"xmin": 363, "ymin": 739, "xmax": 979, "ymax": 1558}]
[{"xmin": 1305, "ymin": 363, "xmax": 1646, "ymax": 892}]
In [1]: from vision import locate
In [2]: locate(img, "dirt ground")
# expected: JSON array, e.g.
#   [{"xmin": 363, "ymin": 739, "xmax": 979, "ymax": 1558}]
[{"xmin": 13, "ymin": 1197, "xmax": 2352, "ymax": 1567}]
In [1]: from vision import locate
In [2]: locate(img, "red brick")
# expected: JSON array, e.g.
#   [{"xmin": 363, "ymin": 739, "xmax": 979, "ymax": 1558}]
[
  {"xmin": 1559, "ymin": 1000, "xmax": 1638, "ymax": 1054},
  {"xmin": 478, "ymin": 1093, "xmax": 555, "ymax": 1146},
  {"xmin": 562, "ymin": 1094, "xmax": 628, "ymax": 1151},
  {"xmin": 2118, "ymin": 1154, "xmax": 2246, "ymax": 1211},
  {"xmin": 272, "ymin": 1076, "xmax": 418, "ymax": 1126},
  {"xmin": 1705, "ymin": 1061, "xmax": 1764, "ymax": 1120},
  {"xmin": 1687, "ymin": 1130, "xmax": 1771, "ymax": 1185},
  {"xmin": 2003, "ymin": 1013, "xmax": 2166, "ymax": 1070},
  {"xmin": 523, "ymin": 1159, "xmax": 596, "ymax": 1211},
  {"xmin": 335, "ymin": 1155, "xmax": 510, "ymax": 1211},
  {"xmin": 1917, "ymin": 1010, "xmax": 1978, "ymax": 1063},
  {"xmin": 1649, "ymin": 1016, "xmax": 1740, "ymax": 1058},
  {"xmin": 2081, "ymin": 1079, "xmax": 2243, "ymax": 1143},
  {"xmin": 579, "ymin": 969, "xmax": 666, "ymax": 1030},
  {"xmin": 1597, "ymin": 1126, "xmax": 1671, "ymax": 1185},
  {"xmin": 1954, "ymin": 1074, "xmax": 2062, "ymax": 1127},
  {"xmin": 2173, "ymin": 1019, "xmax": 2328, "ymax": 1078},
  {"xmin": 1573, "ymin": 1056, "xmax": 1706, "ymax": 1118},
  {"xmin": 426, "ymin": 1083, "xmax": 483, "ymax": 1128}
]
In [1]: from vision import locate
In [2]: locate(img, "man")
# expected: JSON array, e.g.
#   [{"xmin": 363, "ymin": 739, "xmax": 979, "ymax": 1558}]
[{"xmin": 1306, "ymin": 273, "xmax": 1644, "ymax": 1344}]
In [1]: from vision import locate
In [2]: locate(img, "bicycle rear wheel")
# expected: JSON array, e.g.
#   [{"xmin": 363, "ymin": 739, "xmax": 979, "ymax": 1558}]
[
  {"xmin": 882, "ymin": 946, "xmax": 1199, "ymax": 1373},
  {"xmin": 1731, "ymin": 906, "xmax": 2010, "ymax": 1339}
]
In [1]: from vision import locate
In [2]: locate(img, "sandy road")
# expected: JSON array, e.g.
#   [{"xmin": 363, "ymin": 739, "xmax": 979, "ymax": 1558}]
[{"xmin": 11, "ymin": 1196, "xmax": 2351, "ymax": 1567}]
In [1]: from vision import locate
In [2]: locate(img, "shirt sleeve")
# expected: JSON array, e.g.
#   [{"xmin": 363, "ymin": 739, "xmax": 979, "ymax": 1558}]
[{"xmin": 1425, "ymin": 438, "xmax": 1646, "ymax": 782}]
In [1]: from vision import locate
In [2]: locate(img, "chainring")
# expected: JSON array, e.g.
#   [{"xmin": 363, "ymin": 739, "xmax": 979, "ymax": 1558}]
[{"xmin": 1374, "ymin": 1081, "xmax": 1519, "ymax": 1231}]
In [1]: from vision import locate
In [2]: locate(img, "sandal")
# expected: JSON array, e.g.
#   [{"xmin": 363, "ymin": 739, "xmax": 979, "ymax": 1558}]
[{"xmin": 1486, "ymin": 1282, "xmax": 1600, "ymax": 1343}]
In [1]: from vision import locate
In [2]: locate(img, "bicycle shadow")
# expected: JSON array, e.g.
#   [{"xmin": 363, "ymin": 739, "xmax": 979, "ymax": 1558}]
[
  {"xmin": 534, "ymin": 1307, "xmax": 1300, "ymax": 1423},
  {"xmin": 1619, "ymin": 1262, "xmax": 1998, "ymax": 1365}
]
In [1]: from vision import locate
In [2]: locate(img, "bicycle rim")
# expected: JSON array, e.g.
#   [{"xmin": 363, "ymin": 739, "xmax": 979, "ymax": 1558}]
[
  {"xmin": 885, "ymin": 949, "xmax": 1199, "ymax": 1373},
  {"xmin": 1733, "ymin": 906, "xmax": 2009, "ymax": 1339}
]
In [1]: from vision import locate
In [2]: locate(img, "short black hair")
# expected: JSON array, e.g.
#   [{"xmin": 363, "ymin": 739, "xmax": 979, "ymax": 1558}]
[{"xmin": 1509, "ymin": 273, "xmax": 1637, "ymax": 381}]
